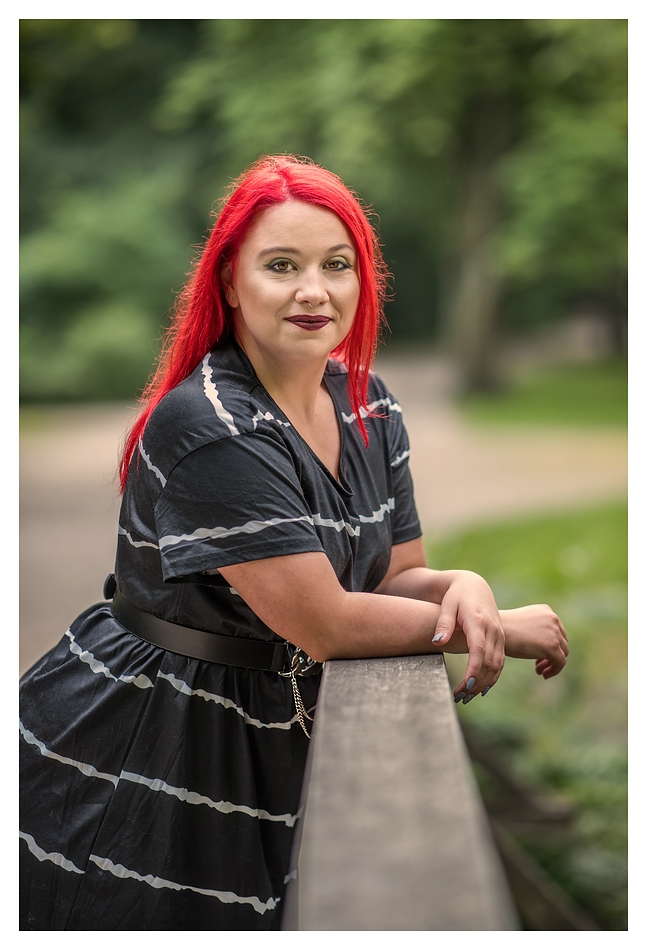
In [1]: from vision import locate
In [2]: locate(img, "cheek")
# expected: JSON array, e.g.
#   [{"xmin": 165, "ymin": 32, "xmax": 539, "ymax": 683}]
[{"xmin": 347, "ymin": 280, "xmax": 361, "ymax": 316}]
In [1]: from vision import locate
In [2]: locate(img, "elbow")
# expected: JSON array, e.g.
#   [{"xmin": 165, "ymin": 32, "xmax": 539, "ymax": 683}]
[
  {"xmin": 292, "ymin": 631, "xmax": 338, "ymax": 664},
  {"xmin": 273, "ymin": 589, "xmax": 352, "ymax": 664},
  {"xmin": 281, "ymin": 608, "xmax": 349, "ymax": 664}
]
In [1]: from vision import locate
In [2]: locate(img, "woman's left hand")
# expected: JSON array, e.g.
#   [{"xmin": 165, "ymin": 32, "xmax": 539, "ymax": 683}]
[
  {"xmin": 500, "ymin": 604, "xmax": 569, "ymax": 678},
  {"xmin": 431, "ymin": 571, "xmax": 506, "ymax": 701}
]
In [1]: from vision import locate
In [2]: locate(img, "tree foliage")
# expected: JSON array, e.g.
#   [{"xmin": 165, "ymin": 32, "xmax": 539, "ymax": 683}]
[{"xmin": 20, "ymin": 19, "xmax": 627, "ymax": 400}]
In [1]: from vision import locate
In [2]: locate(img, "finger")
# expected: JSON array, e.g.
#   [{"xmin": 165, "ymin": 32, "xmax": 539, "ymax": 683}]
[
  {"xmin": 542, "ymin": 649, "xmax": 567, "ymax": 677},
  {"xmin": 455, "ymin": 625, "xmax": 503, "ymax": 700},
  {"xmin": 479, "ymin": 655, "xmax": 505, "ymax": 697},
  {"xmin": 458, "ymin": 641, "xmax": 486, "ymax": 697}
]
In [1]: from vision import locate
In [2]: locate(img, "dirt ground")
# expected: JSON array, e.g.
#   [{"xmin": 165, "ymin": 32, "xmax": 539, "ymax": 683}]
[{"xmin": 19, "ymin": 355, "xmax": 627, "ymax": 676}]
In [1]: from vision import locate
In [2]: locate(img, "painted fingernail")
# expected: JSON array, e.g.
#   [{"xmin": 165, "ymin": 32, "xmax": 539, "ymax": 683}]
[
  {"xmin": 432, "ymin": 632, "xmax": 444, "ymax": 643},
  {"xmin": 466, "ymin": 677, "xmax": 476, "ymax": 691},
  {"xmin": 454, "ymin": 691, "xmax": 466, "ymax": 703},
  {"xmin": 482, "ymin": 686, "xmax": 490, "ymax": 697},
  {"xmin": 462, "ymin": 693, "xmax": 475, "ymax": 704}
]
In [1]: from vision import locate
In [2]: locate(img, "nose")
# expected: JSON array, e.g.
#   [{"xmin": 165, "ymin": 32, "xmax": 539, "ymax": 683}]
[{"xmin": 294, "ymin": 269, "xmax": 330, "ymax": 309}]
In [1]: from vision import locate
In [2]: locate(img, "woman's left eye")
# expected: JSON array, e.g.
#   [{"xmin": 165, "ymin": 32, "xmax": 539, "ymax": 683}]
[{"xmin": 325, "ymin": 258, "xmax": 351, "ymax": 271}]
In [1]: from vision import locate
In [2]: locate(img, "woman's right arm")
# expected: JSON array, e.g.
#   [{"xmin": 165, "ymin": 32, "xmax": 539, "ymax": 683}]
[
  {"xmin": 219, "ymin": 550, "xmax": 461, "ymax": 662},
  {"xmin": 219, "ymin": 550, "xmax": 500, "ymax": 692},
  {"xmin": 219, "ymin": 552, "xmax": 568, "ymax": 692}
]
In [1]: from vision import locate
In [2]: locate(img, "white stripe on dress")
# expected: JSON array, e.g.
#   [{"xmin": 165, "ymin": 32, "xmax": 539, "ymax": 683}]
[
  {"xmin": 251, "ymin": 409, "xmax": 291, "ymax": 429},
  {"xmin": 20, "ymin": 720, "xmax": 300, "ymax": 825},
  {"xmin": 20, "ymin": 720, "xmax": 119, "ymax": 786},
  {"xmin": 201, "ymin": 354, "xmax": 240, "ymax": 436},
  {"xmin": 19, "ymin": 831, "xmax": 278, "ymax": 914},
  {"xmin": 341, "ymin": 396, "xmax": 402, "ymax": 424},
  {"xmin": 120, "ymin": 770, "xmax": 300, "ymax": 826},
  {"xmin": 390, "ymin": 449, "xmax": 410, "ymax": 468},
  {"xmin": 19, "ymin": 831, "xmax": 84, "ymax": 874},
  {"xmin": 156, "ymin": 670, "xmax": 300, "ymax": 730},
  {"xmin": 65, "ymin": 629, "xmax": 155, "ymax": 689},
  {"xmin": 358, "ymin": 498, "xmax": 395, "ymax": 524},
  {"xmin": 158, "ymin": 515, "xmax": 315, "ymax": 549},
  {"xmin": 87, "ymin": 854, "xmax": 279, "ymax": 914},
  {"xmin": 118, "ymin": 524, "xmax": 160, "ymax": 550},
  {"xmin": 311, "ymin": 513, "xmax": 359, "ymax": 537},
  {"xmin": 61, "ymin": 630, "xmax": 299, "ymax": 730},
  {"xmin": 138, "ymin": 439, "xmax": 167, "ymax": 486},
  {"xmin": 158, "ymin": 496, "xmax": 396, "ymax": 550}
]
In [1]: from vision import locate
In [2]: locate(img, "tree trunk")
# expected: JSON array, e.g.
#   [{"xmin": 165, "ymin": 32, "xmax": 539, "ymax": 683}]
[{"xmin": 442, "ymin": 95, "xmax": 514, "ymax": 392}]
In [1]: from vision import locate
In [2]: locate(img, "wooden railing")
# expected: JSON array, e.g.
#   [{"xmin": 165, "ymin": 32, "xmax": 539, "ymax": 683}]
[{"xmin": 282, "ymin": 654, "xmax": 519, "ymax": 931}]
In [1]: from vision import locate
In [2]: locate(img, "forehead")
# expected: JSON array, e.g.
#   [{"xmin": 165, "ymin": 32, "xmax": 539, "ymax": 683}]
[{"xmin": 241, "ymin": 200, "xmax": 355, "ymax": 255}]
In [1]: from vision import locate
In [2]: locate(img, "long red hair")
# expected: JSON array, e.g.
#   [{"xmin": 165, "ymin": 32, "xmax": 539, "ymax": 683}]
[{"xmin": 119, "ymin": 155, "xmax": 390, "ymax": 491}]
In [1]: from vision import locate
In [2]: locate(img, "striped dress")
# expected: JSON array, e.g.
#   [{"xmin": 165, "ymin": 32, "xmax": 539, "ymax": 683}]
[{"xmin": 19, "ymin": 337, "xmax": 422, "ymax": 930}]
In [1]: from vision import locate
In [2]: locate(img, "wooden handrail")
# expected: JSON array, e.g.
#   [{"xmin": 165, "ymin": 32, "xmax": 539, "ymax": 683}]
[{"xmin": 282, "ymin": 654, "xmax": 519, "ymax": 930}]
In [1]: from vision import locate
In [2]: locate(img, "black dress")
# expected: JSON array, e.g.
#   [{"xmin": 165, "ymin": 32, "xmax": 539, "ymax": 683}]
[{"xmin": 19, "ymin": 338, "xmax": 422, "ymax": 930}]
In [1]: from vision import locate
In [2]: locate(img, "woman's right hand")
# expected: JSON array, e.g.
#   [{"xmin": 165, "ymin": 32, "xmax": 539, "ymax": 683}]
[{"xmin": 500, "ymin": 604, "xmax": 569, "ymax": 678}]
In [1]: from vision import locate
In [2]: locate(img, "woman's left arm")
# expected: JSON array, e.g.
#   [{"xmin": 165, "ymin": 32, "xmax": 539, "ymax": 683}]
[{"xmin": 375, "ymin": 537, "xmax": 569, "ymax": 693}]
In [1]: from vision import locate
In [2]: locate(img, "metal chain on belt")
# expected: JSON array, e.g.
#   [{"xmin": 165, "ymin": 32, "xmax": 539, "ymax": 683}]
[{"xmin": 279, "ymin": 647, "xmax": 320, "ymax": 738}]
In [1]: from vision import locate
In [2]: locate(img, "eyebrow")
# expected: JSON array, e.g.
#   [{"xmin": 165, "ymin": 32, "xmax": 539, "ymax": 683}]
[{"xmin": 257, "ymin": 243, "xmax": 355, "ymax": 258}]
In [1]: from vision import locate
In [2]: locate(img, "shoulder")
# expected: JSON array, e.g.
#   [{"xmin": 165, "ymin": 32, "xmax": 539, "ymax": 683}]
[{"xmin": 140, "ymin": 339, "xmax": 290, "ymax": 478}]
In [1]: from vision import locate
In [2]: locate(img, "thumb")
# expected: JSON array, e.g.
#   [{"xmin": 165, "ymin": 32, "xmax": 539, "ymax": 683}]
[{"xmin": 432, "ymin": 602, "xmax": 458, "ymax": 646}]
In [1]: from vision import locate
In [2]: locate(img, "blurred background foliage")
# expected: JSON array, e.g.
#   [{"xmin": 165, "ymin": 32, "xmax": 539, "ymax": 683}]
[
  {"xmin": 20, "ymin": 18, "xmax": 627, "ymax": 401},
  {"xmin": 435, "ymin": 500, "xmax": 627, "ymax": 929}
]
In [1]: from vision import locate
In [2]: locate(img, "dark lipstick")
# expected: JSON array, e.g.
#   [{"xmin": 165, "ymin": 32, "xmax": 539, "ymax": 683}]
[{"xmin": 285, "ymin": 315, "xmax": 332, "ymax": 331}]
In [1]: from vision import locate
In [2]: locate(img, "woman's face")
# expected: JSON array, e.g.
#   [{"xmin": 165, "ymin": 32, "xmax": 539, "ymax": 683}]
[{"xmin": 223, "ymin": 201, "xmax": 360, "ymax": 370}]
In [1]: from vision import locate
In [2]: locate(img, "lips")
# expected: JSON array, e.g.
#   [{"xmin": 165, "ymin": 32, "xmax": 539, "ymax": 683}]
[{"xmin": 285, "ymin": 315, "xmax": 332, "ymax": 331}]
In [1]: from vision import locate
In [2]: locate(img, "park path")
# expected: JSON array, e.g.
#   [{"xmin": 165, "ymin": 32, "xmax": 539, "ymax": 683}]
[{"xmin": 19, "ymin": 355, "xmax": 627, "ymax": 675}]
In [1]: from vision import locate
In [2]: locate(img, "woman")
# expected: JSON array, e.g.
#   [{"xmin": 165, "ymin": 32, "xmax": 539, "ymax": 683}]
[{"xmin": 20, "ymin": 155, "xmax": 568, "ymax": 931}]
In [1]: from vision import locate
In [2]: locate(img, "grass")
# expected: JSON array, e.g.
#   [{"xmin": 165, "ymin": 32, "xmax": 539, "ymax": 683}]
[
  {"xmin": 426, "ymin": 501, "xmax": 628, "ymax": 930},
  {"xmin": 459, "ymin": 358, "xmax": 628, "ymax": 427}
]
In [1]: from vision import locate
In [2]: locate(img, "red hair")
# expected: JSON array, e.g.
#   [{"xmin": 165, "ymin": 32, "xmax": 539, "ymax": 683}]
[{"xmin": 119, "ymin": 155, "xmax": 389, "ymax": 491}]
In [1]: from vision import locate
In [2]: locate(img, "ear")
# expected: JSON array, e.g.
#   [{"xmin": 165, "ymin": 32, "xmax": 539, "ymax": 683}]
[{"xmin": 220, "ymin": 262, "xmax": 239, "ymax": 308}]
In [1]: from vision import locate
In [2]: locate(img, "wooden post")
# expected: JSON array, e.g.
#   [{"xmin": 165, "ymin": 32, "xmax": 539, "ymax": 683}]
[{"xmin": 282, "ymin": 655, "xmax": 519, "ymax": 930}]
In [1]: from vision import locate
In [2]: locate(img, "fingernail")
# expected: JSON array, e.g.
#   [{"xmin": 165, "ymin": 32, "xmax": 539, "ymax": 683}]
[
  {"xmin": 482, "ymin": 686, "xmax": 490, "ymax": 697},
  {"xmin": 466, "ymin": 677, "xmax": 476, "ymax": 690},
  {"xmin": 462, "ymin": 693, "xmax": 475, "ymax": 704},
  {"xmin": 454, "ymin": 691, "xmax": 466, "ymax": 703},
  {"xmin": 432, "ymin": 632, "xmax": 444, "ymax": 643}
]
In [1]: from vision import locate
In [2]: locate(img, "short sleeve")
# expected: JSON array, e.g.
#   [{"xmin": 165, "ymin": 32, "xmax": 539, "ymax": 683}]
[
  {"xmin": 370, "ymin": 374, "xmax": 422, "ymax": 546},
  {"xmin": 154, "ymin": 431, "xmax": 324, "ymax": 582},
  {"xmin": 390, "ymin": 426, "xmax": 422, "ymax": 545}
]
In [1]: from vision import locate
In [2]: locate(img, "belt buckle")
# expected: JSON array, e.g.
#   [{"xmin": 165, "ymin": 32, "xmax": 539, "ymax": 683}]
[{"xmin": 279, "ymin": 646, "xmax": 321, "ymax": 678}]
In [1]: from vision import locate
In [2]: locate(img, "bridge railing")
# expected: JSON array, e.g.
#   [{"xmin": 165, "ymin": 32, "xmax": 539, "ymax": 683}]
[{"xmin": 282, "ymin": 653, "xmax": 519, "ymax": 931}]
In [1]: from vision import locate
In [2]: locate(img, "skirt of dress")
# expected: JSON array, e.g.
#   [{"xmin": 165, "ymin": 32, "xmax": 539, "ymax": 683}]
[{"xmin": 19, "ymin": 602, "xmax": 319, "ymax": 931}]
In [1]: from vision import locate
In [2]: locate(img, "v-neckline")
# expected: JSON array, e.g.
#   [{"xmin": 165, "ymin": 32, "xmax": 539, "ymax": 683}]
[{"xmin": 231, "ymin": 340, "xmax": 352, "ymax": 496}]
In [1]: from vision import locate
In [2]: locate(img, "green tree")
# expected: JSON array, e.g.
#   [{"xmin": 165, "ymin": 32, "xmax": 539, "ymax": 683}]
[
  {"xmin": 20, "ymin": 19, "xmax": 627, "ymax": 399},
  {"xmin": 20, "ymin": 19, "xmax": 208, "ymax": 400},
  {"xmin": 160, "ymin": 18, "xmax": 627, "ymax": 389}
]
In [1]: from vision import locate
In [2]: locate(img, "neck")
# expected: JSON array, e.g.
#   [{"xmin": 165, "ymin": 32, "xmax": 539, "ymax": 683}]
[{"xmin": 235, "ymin": 334, "xmax": 329, "ymax": 424}]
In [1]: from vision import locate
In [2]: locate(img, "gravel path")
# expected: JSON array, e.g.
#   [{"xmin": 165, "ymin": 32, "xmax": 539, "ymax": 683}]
[{"xmin": 19, "ymin": 357, "xmax": 627, "ymax": 675}]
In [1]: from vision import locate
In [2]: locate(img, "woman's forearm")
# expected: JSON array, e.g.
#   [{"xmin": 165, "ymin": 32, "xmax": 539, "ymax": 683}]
[
  {"xmin": 316, "ymin": 590, "xmax": 469, "ymax": 661},
  {"xmin": 374, "ymin": 565, "xmax": 475, "ymax": 604}
]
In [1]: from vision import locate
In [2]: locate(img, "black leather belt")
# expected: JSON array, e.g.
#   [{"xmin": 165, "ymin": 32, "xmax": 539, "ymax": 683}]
[{"xmin": 105, "ymin": 575, "xmax": 292, "ymax": 672}]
